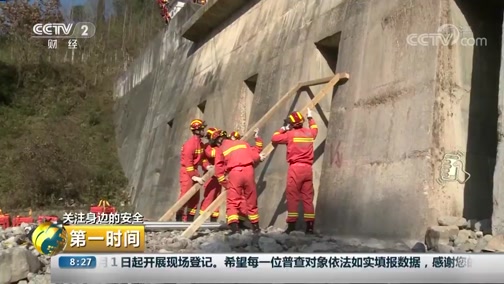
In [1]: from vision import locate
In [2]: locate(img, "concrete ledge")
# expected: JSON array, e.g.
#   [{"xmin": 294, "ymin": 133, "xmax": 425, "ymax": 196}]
[{"xmin": 181, "ymin": 0, "xmax": 249, "ymax": 42}]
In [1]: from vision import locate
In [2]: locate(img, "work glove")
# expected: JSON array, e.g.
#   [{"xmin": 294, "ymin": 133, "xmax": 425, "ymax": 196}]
[
  {"xmin": 281, "ymin": 124, "xmax": 290, "ymax": 132},
  {"xmin": 206, "ymin": 165, "xmax": 214, "ymax": 171},
  {"xmin": 191, "ymin": 176, "xmax": 204, "ymax": 185},
  {"xmin": 259, "ymin": 153, "xmax": 266, "ymax": 162},
  {"xmin": 307, "ymin": 108, "xmax": 313, "ymax": 119},
  {"xmin": 254, "ymin": 128, "xmax": 259, "ymax": 138}
]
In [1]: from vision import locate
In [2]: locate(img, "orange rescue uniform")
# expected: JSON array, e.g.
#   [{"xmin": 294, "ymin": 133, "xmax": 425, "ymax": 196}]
[
  {"xmin": 200, "ymin": 144, "xmax": 221, "ymax": 218},
  {"xmin": 252, "ymin": 136, "xmax": 263, "ymax": 153},
  {"xmin": 214, "ymin": 139, "xmax": 261, "ymax": 225},
  {"xmin": 178, "ymin": 135, "xmax": 205, "ymax": 217},
  {"xmin": 271, "ymin": 118, "xmax": 318, "ymax": 223}
]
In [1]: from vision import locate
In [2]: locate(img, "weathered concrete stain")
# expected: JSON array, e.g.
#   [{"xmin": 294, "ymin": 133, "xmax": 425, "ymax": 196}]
[{"xmin": 331, "ymin": 141, "xmax": 343, "ymax": 168}]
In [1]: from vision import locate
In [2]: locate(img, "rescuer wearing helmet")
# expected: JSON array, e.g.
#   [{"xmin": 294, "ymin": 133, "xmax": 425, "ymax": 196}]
[
  {"xmin": 212, "ymin": 129, "xmax": 266, "ymax": 235},
  {"xmin": 157, "ymin": 0, "xmax": 169, "ymax": 7},
  {"xmin": 271, "ymin": 108, "xmax": 318, "ymax": 234},
  {"xmin": 176, "ymin": 119, "xmax": 207, "ymax": 222},
  {"xmin": 199, "ymin": 127, "xmax": 221, "ymax": 222},
  {"xmin": 229, "ymin": 128, "xmax": 264, "ymax": 153}
]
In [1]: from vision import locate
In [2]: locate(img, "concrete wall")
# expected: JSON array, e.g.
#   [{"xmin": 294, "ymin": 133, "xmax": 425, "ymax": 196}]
[
  {"xmin": 493, "ymin": 11, "xmax": 504, "ymax": 235},
  {"xmin": 114, "ymin": 0, "xmax": 503, "ymax": 240}
]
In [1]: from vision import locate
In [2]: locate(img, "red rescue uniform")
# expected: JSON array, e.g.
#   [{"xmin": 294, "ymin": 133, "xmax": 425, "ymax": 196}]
[
  {"xmin": 178, "ymin": 135, "xmax": 205, "ymax": 217},
  {"xmin": 271, "ymin": 118, "xmax": 318, "ymax": 223},
  {"xmin": 252, "ymin": 136, "xmax": 263, "ymax": 153},
  {"xmin": 200, "ymin": 144, "xmax": 221, "ymax": 218},
  {"xmin": 214, "ymin": 139, "xmax": 261, "ymax": 225}
]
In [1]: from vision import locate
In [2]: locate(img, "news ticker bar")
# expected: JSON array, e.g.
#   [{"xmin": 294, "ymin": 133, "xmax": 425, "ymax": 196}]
[
  {"xmin": 63, "ymin": 223, "xmax": 221, "ymax": 253},
  {"xmin": 51, "ymin": 253, "xmax": 502, "ymax": 283}
]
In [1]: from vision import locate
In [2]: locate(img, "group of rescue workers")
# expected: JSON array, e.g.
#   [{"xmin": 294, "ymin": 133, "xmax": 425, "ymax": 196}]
[
  {"xmin": 156, "ymin": 0, "xmax": 207, "ymax": 25},
  {"xmin": 177, "ymin": 108, "xmax": 319, "ymax": 236},
  {"xmin": 157, "ymin": 0, "xmax": 171, "ymax": 24}
]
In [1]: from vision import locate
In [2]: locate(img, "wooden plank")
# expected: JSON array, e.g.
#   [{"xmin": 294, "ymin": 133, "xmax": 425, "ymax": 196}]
[
  {"xmin": 157, "ymin": 169, "xmax": 214, "ymax": 221},
  {"xmin": 180, "ymin": 72, "xmax": 350, "ymax": 238},
  {"xmin": 261, "ymin": 72, "xmax": 349, "ymax": 155},
  {"xmin": 298, "ymin": 75, "xmax": 333, "ymax": 87},
  {"xmin": 158, "ymin": 75, "xmax": 335, "ymax": 222}
]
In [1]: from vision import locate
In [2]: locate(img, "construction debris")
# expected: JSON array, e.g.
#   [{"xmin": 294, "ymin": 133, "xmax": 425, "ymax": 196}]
[
  {"xmin": 0, "ymin": 223, "xmax": 49, "ymax": 284},
  {"xmin": 423, "ymin": 216, "xmax": 502, "ymax": 253},
  {"xmin": 144, "ymin": 227, "xmax": 413, "ymax": 254}
]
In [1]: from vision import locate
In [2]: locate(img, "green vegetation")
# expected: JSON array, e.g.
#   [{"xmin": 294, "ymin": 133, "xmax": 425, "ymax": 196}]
[{"xmin": 0, "ymin": 0, "xmax": 164, "ymax": 210}]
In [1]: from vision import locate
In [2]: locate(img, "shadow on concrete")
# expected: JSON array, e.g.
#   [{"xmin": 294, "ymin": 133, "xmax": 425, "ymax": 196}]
[
  {"xmin": 455, "ymin": 0, "xmax": 502, "ymax": 221},
  {"xmin": 186, "ymin": 0, "xmax": 261, "ymax": 57}
]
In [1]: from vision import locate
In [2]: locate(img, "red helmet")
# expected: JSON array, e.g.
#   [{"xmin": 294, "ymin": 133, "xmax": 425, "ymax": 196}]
[
  {"xmin": 205, "ymin": 127, "xmax": 218, "ymax": 139},
  {"xmin": 230, "ymin": 131, "xmax": 241, "ymax": 140},
  {"xmin": 288, "ymin": 111, "xmax": 304, "ymax": 126},
  {"xmin": 189, "ymin": 119, "xmax": 206, "ymax": 131},
  {"xmin": 210, "ymin": 129, "xmax": 228, "ymax": 140}
]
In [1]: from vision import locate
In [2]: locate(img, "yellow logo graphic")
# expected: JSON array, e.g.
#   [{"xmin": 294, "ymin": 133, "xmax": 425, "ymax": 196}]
[{"xmin": 32, "ymin": 221, "xmax": 68, "ymax": 256}]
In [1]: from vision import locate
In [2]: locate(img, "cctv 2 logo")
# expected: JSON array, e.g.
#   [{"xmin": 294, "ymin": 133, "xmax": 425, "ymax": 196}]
[{"xmin": 32, "ymin": 22, "xmax": 96, "ymax": 38}]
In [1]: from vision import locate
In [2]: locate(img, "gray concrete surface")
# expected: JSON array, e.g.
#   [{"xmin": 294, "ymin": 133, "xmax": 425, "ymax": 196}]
[
  {"xmin": 114, "ymin": 0, "xmax": 504, "ymax": 240},
  {"xmin": 493, "ymin": 10, "xmax": 504, "ymax": 235}
]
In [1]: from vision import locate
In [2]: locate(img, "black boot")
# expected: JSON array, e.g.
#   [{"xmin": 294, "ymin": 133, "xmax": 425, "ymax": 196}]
[
  {"xmin": 238, "ymin": 220, "xmax": 248, "ymax": 229},
  {"xmin": 227, "ymin": 222, "xmax": 241, "ymax": 235},
  {"xmin": 284, "ymin": 222, "xmax": 296, "ymax": 234},
  {"xmin": 186, "ymin": 215, "xmax": 195, "ymax": 222},
  {"xmin": 305, "ymin": 221, "xmax": 314, "ymax": 235},
  {"xmin": 210, "ymin": 217, "xmax": 218, "ymax": 222},
  {"xmin": 175, "ymin": 212, "xmax": 183, "ymax": 222},
  {"xmin": 251, "ymin": 222, "xmax": 261, "ymax": 234}
]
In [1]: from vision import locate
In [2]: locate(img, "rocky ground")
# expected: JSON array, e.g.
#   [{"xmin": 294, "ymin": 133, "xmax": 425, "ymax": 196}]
[
  {"xmin": 1, "ymin": 216, "xmax": 503, "ymax": 284},
  {"xmin": 424, "ymin": 216, "xmax": 504, "ymax": 253},
  {"xmin": 144, "ymin": 226, "xmax": 414, "ymax": 254},
  {"xmin": 0, "ymin": 224, "xmax": 50, "ymax": 284}
]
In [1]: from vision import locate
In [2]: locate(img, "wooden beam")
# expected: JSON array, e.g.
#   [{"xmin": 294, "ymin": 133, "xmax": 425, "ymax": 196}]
[
  {"xmin": 298, "ymin": 75, "xmax": 333, "ymax": 87},
  {"xmin": 158, "ymin": 75, "xmax": 339, "ymax": 222},
  {"xmin": 180, "ymin": 72, "xmax": 350, "ymax": 238}
]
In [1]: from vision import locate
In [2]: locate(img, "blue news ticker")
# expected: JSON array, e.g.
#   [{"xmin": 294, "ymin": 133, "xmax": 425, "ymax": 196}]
[{"xmin": 59, "ymin": 256, "xmax": 97, "ymax": 269}]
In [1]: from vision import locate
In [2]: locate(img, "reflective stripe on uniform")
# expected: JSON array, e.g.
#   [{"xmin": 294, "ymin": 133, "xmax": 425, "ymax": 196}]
[
  {"xmin": 287, "ymin": 212, "xmax": 299, "ymax": 217},
  {"xmin": 248, "ymin": 214, "xmax": 259, "ymax": 221},
  {"xmin": 304, "ymin": 213, "xmax": 315, "ymax": 218},
  {"xmin": 292, "ymin": 138, "xmax": 313, "ymax": 143},
  {"xmin": 227, "ymin": 214, "xmax": 239, "ymax": 222},
  {"xmin": 273, "ymin": 132, "xmax": 280, "ymax": 135},
  {"xmin": 186, "ymin": 166, "xmax": 195, "ymax": 171},
  {"xmin": 211, "ymin": 148, "xmax": 216, "ymax": 157},
  {"xmin": 310, "ymin": 125, "xmax": 318, "ymax": 129},
  {"xmin": 223, "ymin": 144, "xmax": 247, "ymax": 156},
  {"xmin": 217, "ymin": 175, "xmax": 226, "ymax": 182}
]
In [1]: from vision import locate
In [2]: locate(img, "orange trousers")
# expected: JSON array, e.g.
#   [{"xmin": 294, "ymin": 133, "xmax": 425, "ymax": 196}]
[
  {"xmin": 200, "ymin": 176, "xmax": 221, "ymax": 218},
  {"xmin": 285, "ymin": 163, "xmax": 315, "ymax": 223},
  {"xmin": 226, "ymin": 165, "xmax": 259, "ymax": 225},
  {"xmin": 177, "ymin": 168, "xmax": 200, "ymax": 216}
]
